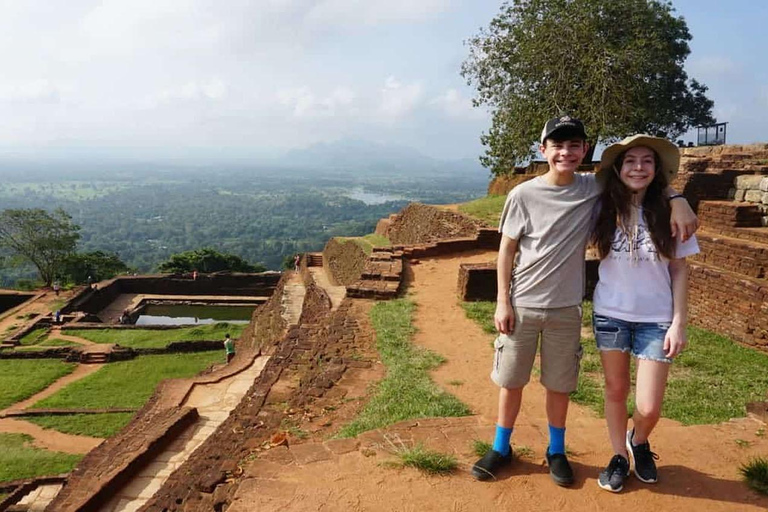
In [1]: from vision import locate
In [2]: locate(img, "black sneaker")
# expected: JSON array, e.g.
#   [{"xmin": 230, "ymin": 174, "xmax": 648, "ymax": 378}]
[
  {"xmin": 545, "ymin": 448, "xmax": 574, "ymax": 487},
  {"xmin": 626, "ymin": 429, "xmax": 659, "ymax": 483},
  {"xmin": 471, "ymin": 446, "xmax": 513, "ymax": 481},
  {"xmin": 597, "ymin": 454, "xmax": 630, "ymax": 492}
]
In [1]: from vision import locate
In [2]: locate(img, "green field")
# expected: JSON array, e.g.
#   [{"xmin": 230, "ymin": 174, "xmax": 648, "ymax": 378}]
[
  {"xmin": 66, "ymin": 323, "xmax": 245, "ymax": 349},
  {"xmin": 0, "ymin": 433, "xmax": 82, "ymax": 484},
  {"xmin": 458, "ymin": 195, "xmax": 506, "ymax": 226},
  {"xmin": 32, "ymin": 351, "xmax": 222, "ymax": 410},
  {"xmin": 26, "ymin": 413, "xmax": 135, "ymax": 438},
  {"xmin": 0, "ymin": 360, "xmax": 77, "ymax": 410}
]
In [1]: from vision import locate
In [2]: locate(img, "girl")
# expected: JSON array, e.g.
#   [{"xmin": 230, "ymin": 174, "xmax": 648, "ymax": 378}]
[{"xmin": 591, "ymin": 135, "xmax": 699, "ymax": 493}]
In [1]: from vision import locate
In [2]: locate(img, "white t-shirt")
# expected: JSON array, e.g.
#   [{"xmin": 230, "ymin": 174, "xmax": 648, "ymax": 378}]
[{"xmin": 592, "ymin": 207, "xmax": 700, "ymax": 323}]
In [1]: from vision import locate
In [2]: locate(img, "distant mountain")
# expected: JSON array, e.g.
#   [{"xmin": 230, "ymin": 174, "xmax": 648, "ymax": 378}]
[{"xmin": 279, "ymin": 139, "xmax": 487, "ymax": 177}]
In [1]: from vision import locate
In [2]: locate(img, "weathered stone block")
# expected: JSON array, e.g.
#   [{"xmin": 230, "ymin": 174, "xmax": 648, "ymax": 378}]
[
  {"xmin": 735, "ymin": 189, "xmax": 746, "ymax": 201},
  {"xmin": 763, "ymin": 193, "xmax": 768, "ymax": 205},
  {"xmin": 745, "ymin": 190, "xmax": 763, "ymax": 203},
  {"xmin": 735, "ymin": 175, "xmax": 765, "ymax": 190},
  {"xmin": 761, "ymin": 177, "xmax": 768, "ymax": 192}
]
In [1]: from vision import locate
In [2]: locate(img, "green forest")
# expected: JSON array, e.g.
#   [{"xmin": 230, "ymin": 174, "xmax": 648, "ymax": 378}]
[{"xmin": 0, "ymin": 168, "xmax": 486, "ymax": 287}]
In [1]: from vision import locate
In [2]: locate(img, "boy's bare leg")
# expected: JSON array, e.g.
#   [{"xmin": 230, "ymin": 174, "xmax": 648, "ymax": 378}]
[
  {"xmin": 545, "ymin": 389, "xmax": 569, "ymax": 429},
  {"xmin": 498, "ymin": 386, "xmax": 524, "ymax": 428}
]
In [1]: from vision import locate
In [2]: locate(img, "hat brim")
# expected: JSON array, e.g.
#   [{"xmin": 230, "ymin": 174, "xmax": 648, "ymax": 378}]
[{"xmin": 598, "ymin": 135, "xmax": 680, "ymax": 181}]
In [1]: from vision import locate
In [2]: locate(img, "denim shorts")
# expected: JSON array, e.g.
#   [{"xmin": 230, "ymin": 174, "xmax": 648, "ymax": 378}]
[{"xmin": 592, "ymin": 314, "xmax": 673, "ymax": 363}]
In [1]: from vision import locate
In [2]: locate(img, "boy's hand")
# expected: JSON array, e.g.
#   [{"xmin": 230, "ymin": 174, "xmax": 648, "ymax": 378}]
[
  {"xmin": 663, "ymin": 321, "xmax": 687, "ymax": 358},
  {"xmin": 669, "ymin": 197, "xmax": 699, "ymax": 242},
  {"xmin": 495, "ymin": 300, "xmax": 515, "ymax": 334}
]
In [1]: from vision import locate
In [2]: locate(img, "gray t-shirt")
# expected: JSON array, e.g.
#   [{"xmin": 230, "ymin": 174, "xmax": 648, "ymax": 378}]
[{"xmin": 498, "ymin": 173, "xmax": 601, "ymax": 308}]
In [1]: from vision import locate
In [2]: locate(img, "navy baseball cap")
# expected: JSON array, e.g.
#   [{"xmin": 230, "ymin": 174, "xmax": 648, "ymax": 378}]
[{"xmin": 540, "ymin": 115, "xmax": 587, "ymax": 143}]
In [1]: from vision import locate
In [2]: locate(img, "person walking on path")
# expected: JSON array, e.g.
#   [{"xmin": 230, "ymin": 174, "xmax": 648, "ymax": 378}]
[
  {"xmin": 224, "ymin": 333, "xmax": 235, "ymax": 363},
  {"xmin": 591, "ymin": 135, "xmax": 699, "ymax": 493},
  {"xmin": 471, "ymin": 116, "xmax": 699, "ymax": 487}
]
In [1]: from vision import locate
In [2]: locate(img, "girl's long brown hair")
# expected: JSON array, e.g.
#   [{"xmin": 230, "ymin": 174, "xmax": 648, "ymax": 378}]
[{"xmin": 592, "ymin": 148, "xmax": 674, "ymax": 260}]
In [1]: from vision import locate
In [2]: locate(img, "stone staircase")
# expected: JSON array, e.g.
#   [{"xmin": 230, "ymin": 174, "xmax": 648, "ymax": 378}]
[
  {"xmin": 305, "ymin": 253, "xmax": 323, "ymax": 267},
  {"xmin": 686, "ymin": 172, "xmax": 768, "ymax": 352}
]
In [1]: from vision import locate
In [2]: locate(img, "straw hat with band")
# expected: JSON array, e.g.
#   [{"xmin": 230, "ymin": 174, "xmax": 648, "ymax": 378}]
[{"xmin": 598, "ymin": 134, "xmax": 680, "ymax": 182}]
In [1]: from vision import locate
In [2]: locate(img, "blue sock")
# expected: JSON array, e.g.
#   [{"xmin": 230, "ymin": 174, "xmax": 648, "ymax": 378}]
[
  {"xmin": 548, "ymin": 425, "xmax": 566, "ymax": 455},
  {"xmin": 492, "ymin": 425, "xmax": 513, "ymax": 455}
]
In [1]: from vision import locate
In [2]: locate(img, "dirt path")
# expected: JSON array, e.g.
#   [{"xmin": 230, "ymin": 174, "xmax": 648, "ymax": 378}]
[
  {"xmin": 0, "ymin": 290, "xmax": 73, "ymax": 337},
  {"xmin": 0, "ymin": 417, "xmax": 102, "ymax": 454},
  {"xmin": 1, "ymin": 363, "xmax": 104, "ymax": 413},
  {"xmin": 230, "ymin": 251, "xmax": 768, "ymax": 511}
]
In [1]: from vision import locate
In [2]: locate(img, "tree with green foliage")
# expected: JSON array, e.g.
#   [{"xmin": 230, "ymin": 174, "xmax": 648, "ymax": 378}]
[
  {"xmin": 462, "ymin": 0, "xmax": 715, "ymax": 174},
  {"xmin": 61, "ymin": 251, "xmax": 130, "ymax": 284},
  {"xmin": 0, "ymin": 209, "xmax": 80, "ymax": 286},
  {"xmin": 157, "ymin": 248, "xmax": 265, "ymax": 274}
]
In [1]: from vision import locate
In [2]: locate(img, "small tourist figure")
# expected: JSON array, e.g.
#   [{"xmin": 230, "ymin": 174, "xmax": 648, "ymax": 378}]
[
  {"xmin": 119, "ymin": 309, "xmax": 130, "ymax": 325},
  {"xmin": 54, "ymin": 310, "xmax": 61, "ymax": 324},
  {"xmin": 192, "ymin": 269, "xmax": 198, "ymax": 281},
  {"xmin": 224, "ymin": 333, "xmax": 235, "ymax": 363},
  {"xmin": 293, "ymin": 254, "xmax": 300, "ymax": 272},
  {"xmin": 53, "ymin": 281, "xmax": 60, "ymax": 296}
]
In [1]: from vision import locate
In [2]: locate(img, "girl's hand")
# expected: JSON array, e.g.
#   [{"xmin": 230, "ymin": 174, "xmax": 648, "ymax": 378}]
[
  {"xmin": 495, "ymin": 301, "xmax": 515, "ymax": 334},
  {"xmin": 664, "ymin": 322, "xmax": 687, "ymax": 358}
]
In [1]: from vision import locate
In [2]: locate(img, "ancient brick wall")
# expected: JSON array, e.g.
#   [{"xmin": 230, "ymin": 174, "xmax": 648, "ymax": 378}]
[
  {"xmin": 688, "ymin": 263, "xmax": 768, "ymax": 349},
  {"xmin": 386, "ymin": 203, "xmax": 481, "ymax": 245},
  {"xmin": 323, "ymin": 238, "xmax": 369, "ymax": 286},
  {"xmin": 692, "ymin": 233, "xmax": 768, "ymax": 280},
  {"xmin": 671, "ymin": 144, "xmax": 768, "ymax": 209}
]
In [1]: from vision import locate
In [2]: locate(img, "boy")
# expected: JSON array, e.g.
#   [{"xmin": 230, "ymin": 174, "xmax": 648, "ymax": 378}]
[
  {"xmin": 471, "ymin": 116, "xmax": 697, "ymax": 486},
  {"xmin": 224, "ymin": 333, "xmax": 235, "ymax": 363}
]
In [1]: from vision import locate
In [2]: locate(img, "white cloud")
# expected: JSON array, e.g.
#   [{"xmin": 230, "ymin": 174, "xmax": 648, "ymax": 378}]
[
  {"xmin": 378, "ymin": 76, "xmax": 423, "ymax": 120},
  {"xmin": 277, "ymin": 85, "xmax": 357, "ymax": 117},
  {"xmin": 429, "ymin": 88, "xmax": 483, "ymax": 118},
  {"xmin": 305, "ymin": 0, "xmax": 452, "ymax": 27},
  {"xmin": 154, "ymin": 79, "xmax": 229, "ymax": 104},
  {"xmin": 0, "ymin": 80, "xmax": 61, "ymax": 104}
]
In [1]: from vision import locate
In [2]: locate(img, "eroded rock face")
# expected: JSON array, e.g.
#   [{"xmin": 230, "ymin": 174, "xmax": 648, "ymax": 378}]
[
  {"xmin": 386, "ymin": 203, "xmax": 481, "ymax": 245},
  {"xmin": 323, "ymin": 238, "xmax": 368, "ymax": 286}
]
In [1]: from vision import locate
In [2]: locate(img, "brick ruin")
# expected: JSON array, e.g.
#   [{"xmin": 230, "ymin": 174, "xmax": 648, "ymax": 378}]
[{"xmin": 4, "ymin": 144, "xmax": 768, "ymax": 510}]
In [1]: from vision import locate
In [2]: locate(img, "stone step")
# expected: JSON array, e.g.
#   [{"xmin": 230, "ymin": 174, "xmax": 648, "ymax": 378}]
[
  {"xmin": 698, "ymin": 200, "xmax": 763, "ymax": 228},
  {"xmin": 692, "ymin": 230, "xmax": 768, "ymax": 280}
]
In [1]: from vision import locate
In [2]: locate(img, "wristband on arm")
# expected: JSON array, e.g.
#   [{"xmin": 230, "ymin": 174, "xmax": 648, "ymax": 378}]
[{"xmin": 668, "ymin": 194, "xmax": 685, "ymax": 201}]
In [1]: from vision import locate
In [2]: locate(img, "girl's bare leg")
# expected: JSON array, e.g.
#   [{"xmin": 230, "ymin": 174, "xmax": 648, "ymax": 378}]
[
  {"xmin": 632, "ymin": 359, "xmax": 670, "ymax": 443},
  {"xmin": 601, "ymin": 351, "xmax": 631, "ymax": 456}
]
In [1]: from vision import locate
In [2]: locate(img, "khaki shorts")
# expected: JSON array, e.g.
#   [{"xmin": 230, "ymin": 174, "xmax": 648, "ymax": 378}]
[{"xmin": 490, "ymin": 305, "xmax": 583, "ymax": 394}]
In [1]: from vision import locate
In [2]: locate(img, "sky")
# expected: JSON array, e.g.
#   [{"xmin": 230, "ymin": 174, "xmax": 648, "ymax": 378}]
[{"xmin": 0, "ymin": 0, "xmax": 764, "ymax": 164}]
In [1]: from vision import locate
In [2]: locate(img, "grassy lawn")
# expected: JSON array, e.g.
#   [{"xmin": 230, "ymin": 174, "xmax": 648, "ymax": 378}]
[
  {"xmin": 26, "ymin": 412, "xmax": 135, "ymax": 438},
  {"xmin": 32, "ymin": 351, "xmax": 223, "ymax": 410},
  {"xmin": 463, "ymin": 299, "xmax": 768, "ymax": 425},
  {"xmin": 0, "ymin": 360, "xmax": 77, "ymax": 410},
  {"xmin": 0, "ymin": 433, "xmax": 83, "ymax": 484},
  {"xmin": 458, "ymin": 195, "xmax": 506, "ymax": 226},
  {"xmin": 338, "ymin": 299, "xmax": 470, "ymax": 438},
  {"xmin": 65, "ymin": 322, "xmax": 245, "ymax": 349},
  {"xmin": 460, "ymin": 302, "xmax": 496, "ymax": 334},
  {"xmin": 19, "ymin": 328, "xmax": 49, "ymax": 346},
  {"xmin": 337, "ymin": 234, "xmax": 391, "ymax": 256}
]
